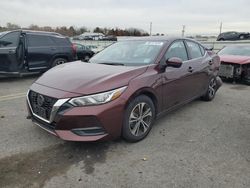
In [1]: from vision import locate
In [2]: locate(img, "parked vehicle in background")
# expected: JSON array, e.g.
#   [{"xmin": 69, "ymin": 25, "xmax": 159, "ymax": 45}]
[
  {"xmin": 218, "ymin": 45, "xmax": 250, "ymax": 84},
  {"xmin": 72, "ymin": 33, "xmax": 117, "ymax": 41},
  {"xmin": 0, "ymin": 30, "xmax": 76, "ymax": 77},
  {"xmin": 72, "ymin": 33, "xmax": 105, "ymax": 41},
  {"xmin": 217, "ymin": 31, "xmax": 250, "ymax": 41},
  {"xmin": 86, "ymin": 45, "xmax": 104, "ymax": 53},
  {"xmin": 74, "ymin": 43, "xmax": 95, "ymax": 62},
  {"xmin": 27, "ymin": 37, "xmax": 222, "ymax": 142},
  {"xmin": 100, "ymin": 35, "xmax": 117, "ymax": 41}
]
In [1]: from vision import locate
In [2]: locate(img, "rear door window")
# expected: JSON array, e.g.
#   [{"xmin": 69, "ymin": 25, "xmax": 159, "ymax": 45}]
[
  {"xmin": 27, "ymin": 34, "xmax": 54, "ymax": 47},
  {"xmin": 186, "ymin": 41, "xmax": 203, "ymax": 59},
  {"xmin": 51, "ymin": 36, "xmax": 70, "ymax": 46},
  {"xmin": 0, "ymin": 31, "xmax": 20, "ymax": 48}
]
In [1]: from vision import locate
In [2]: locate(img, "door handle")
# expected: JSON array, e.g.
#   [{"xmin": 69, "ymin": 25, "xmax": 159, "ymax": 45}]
[{"xmin": 188, "ymin": 66, "xmax": 194, "ymax": 73}]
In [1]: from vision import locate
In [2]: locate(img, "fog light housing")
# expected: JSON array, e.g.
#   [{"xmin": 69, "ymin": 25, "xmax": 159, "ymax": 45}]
[
  {"xmin": 71, "ymin": 127, "xmax": 106, "ymax": 136},
  {"xmin": 235, "ymin": 66, "xmax": 242, "ymax": 75}
]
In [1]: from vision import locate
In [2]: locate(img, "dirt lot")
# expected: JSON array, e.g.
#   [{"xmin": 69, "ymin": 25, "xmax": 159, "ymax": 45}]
[{"xmin": 0, "ymin": 76, "xmax": 249, "ymax": 188}]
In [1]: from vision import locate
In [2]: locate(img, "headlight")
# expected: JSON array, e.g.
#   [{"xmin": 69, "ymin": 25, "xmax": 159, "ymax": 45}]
[{"xmin": 68, "ymin": 86, "xmax": 127, "ymax": 106}]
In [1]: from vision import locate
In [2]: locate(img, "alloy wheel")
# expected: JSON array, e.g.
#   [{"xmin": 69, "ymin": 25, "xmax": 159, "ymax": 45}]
[
  {"xmin": 208, "ymin": 78, "xmax": 217, "ymax": 98},
  {"xmin": 55, "ymin": 60, "xmax": 66, "ymax": 65},
  {"xmin": 129, "ymin": 102, "xmax": 153, "ymax": 137}
]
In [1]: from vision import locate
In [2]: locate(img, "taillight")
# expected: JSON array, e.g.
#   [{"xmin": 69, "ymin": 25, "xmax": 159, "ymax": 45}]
[{"xmin": 72, "ymin": 44, "xmax": 77, "ymax": 55}]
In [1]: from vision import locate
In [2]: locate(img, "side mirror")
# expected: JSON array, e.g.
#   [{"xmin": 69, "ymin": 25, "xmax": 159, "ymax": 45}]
[{"xmin": 166, "ymin": 57, "xmax": 183, "ymax": 68}]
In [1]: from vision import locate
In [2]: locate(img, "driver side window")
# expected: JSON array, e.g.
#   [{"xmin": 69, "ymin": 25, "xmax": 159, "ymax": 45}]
[
  {"xmin": 165, "ymin": 41, "xmax": 188, "ymax": 61},
  {"xmin": 0, "ymin": 31, "xmax": 20, "ymax": 48}
]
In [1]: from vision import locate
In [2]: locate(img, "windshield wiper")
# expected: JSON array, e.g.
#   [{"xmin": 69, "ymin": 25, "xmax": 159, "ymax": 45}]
[{"xmin": 100, "ymin": 62, "xmax": 124, "ymax": 66}]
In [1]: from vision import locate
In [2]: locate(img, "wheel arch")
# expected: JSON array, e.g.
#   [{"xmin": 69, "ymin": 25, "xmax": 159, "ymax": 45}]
[
  {"xmin": 49, "ymin": 55, "xmax": 70, "ymax": 67},
  {"xmin": 124, "ymin": 87, "xmax": 159, "ymax": 115}
]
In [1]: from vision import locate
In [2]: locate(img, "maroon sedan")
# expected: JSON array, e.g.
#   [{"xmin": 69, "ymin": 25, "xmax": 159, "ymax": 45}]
[
  {"xmin": 27, "ymin": 37, "xmax": 222, "ymax": 142},
  {"xmin": 218, "ymin": 45, "xmax": 250, "ymax": 84}
]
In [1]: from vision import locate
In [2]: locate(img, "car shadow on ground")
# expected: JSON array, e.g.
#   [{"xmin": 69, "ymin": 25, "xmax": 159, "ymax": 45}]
[{"xmin": 0, "ymin": 141, "xmax": 111, "ymax": 187}]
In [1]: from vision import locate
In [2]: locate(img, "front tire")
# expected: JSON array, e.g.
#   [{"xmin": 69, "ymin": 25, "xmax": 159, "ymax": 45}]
[
  {"xmin": 202, "ymin": 77, "xmax": 217, "ymax": 101},
  {"xmin": 122, "ymin": 95, "xmax": 155, "ymax": 142},
  {"xmin": 83, "ymin": 54, "xmax": 91, "ymax": 62}
]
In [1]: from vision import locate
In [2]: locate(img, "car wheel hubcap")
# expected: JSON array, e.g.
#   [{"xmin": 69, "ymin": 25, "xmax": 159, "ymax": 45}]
[
  {"xmin": 129, "ymin": 102, "xmax": 152, "ymax": 137},
  {"xmin": 85, "ymin": 56, "xmax": 90, "ymax": 61},
  {"xmin": 208, "ymin": 78, "xmax": 216, "ymax": 98},
  {"xmin": 56, "ymin": 60, "xmax": 65, "ymax": 65}
]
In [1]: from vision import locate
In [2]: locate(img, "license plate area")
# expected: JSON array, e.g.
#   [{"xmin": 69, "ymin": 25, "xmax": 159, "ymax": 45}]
[{"xmin": 219, "ymin": 64, "xmax": 234, "ymax": 78}]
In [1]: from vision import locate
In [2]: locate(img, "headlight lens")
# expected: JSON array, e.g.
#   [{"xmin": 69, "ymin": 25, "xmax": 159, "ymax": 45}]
[{"xmin": 68, "ymin": 86, "xmax": 127, "ymax": 106}]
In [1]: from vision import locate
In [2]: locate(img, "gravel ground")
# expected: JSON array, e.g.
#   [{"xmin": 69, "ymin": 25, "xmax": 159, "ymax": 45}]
[{"xmin": 0, "ymin": 76, "xmax": 249, "ymax": 188}]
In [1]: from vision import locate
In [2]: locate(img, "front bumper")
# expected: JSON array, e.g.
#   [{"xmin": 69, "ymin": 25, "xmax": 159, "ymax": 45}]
[
  {"xmin": 27, "ymin": 85, "xmax": 126, "ymax": 142},
  {"xmin": 219, "ymin": 64, "xmax": 234, "ymax": 78}
]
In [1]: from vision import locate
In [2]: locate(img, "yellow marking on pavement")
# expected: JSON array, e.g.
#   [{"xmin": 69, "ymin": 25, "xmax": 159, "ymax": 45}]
[{"xmin": 0, "ymin": 92, "xmax": 26, "ymax": 102}]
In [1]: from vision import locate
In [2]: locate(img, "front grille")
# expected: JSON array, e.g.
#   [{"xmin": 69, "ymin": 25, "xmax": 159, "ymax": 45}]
[
  {"xmin": 219, "ymin": 63, "xmax": 234, "ymax": 78},
  {"xmin": 28, "ymin": 91, "xmax": 57, "ymax": 121}
]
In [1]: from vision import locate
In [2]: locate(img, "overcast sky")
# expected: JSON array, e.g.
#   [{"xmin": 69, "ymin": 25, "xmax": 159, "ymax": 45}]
[{"xmin": 0, "ymin": 0, "xmax": 249, "ymax": 35}]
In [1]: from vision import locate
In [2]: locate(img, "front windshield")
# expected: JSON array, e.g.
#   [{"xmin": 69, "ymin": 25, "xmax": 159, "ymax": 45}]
[
  {"xmin": 218, "ymin": 46, "xmax": 250, "ymax": 56},
  {"xmin": 90, "ymin": 40, "xmax": 164, "ymax": 66},
  {"xmin": 0, "ymin": 32, "xmax": 7, "ymax": 38}
]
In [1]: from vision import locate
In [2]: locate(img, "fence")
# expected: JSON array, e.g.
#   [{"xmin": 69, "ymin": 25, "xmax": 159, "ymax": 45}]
[{"xmin": 72, "ymin": 38, "xmax": 250, "ymax": 53}]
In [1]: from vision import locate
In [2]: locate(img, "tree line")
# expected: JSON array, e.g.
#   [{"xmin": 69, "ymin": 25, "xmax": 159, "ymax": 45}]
[{"xmin": 0, "ymin": 23, "xmax": 149, "ymax": 37}]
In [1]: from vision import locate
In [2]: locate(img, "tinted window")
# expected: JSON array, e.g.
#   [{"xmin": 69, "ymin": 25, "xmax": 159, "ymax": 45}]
[
  {"xmin": 165, "ymin": 41, "xmax": 188, "ymax": 61},
  {"xmin": 75, "ymin": 44, "xmax": 83, "ymax": 50},
  {"xmin": 0, "ymin": 31, "xmax": 20, "ymax": 48},
  {"xmin": 186, "ymin": 41, "xmax": 203, "ymax": 59},
  {"xmin": 27, "ymin": 34, "xmax": 54, "ymax": 47},
  {"xmin": 0, "ymin": 32, "xmax": 8, "ymax": 38},
  {"xmin": 52, "ymin": 36, "xmax": 70, "ymax": 46}
]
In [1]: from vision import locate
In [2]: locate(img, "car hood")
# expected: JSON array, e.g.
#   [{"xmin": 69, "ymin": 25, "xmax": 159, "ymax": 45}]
[
  {"xmin": 35, "ymin": 61, "xmax": 147, "ymax": 95},
  {"xmin": 219, "ymin": 55, "xmax": 250, "ymax": 65}
]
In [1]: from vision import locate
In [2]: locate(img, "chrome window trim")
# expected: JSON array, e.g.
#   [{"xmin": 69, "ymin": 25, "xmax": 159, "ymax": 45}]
[{"xmin": 27, "ymin": 90, "xmax": 70, "ymax": 124}]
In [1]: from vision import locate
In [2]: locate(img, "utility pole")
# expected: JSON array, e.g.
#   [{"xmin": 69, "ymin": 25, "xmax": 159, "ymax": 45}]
[
  {"xmin": 150, "ymin": 22, "xmax": 152, "ymax": 36},
  {"xmin": 182, "ymin": 25, "xmax": 185, "ymax": 37},
  {"xmin": 219, "ymin": 22, "xmax": 223, "ymax": 34}
]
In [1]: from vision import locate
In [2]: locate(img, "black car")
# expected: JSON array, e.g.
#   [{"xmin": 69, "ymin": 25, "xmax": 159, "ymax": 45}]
[
  {"xmin": 217, "ymin": 31, "xmax": 250, "ymax": 41},
  {"xmin": 0, "ymin": 30, "xmax": 76, "ymax": 77},
  {"xmin": 74, "ymin": 43, "xmax": 95, "ymax": 62},
  {"xmin": 100, "ymin": 35, "xmax": 117, "ymax": 41}
]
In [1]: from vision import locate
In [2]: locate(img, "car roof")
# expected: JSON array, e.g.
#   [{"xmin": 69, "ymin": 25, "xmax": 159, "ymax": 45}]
[
  {"xmin": 3, "ymin": 29, "xmax": 62, "ymax": 37},
  {"xmin": 119, "ymin": 36, "xmax": 195, "ymax": 42}
]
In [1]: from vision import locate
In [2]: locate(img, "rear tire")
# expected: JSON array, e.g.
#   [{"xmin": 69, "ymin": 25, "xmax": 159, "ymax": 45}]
[
  {"xmin": 83, "ymin": 54, "xmax": 91, "ymax": 62},
  {"xmin": 122, "ymin": 95, "xmax": 155, "ymax": 142},
  {"xmin": 202, "ymin": 77, "xmax": 217, "ymax": 101},
  {"xmin": 51, "ymin": 58, "xmax": 67, "ymax": 67}
]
